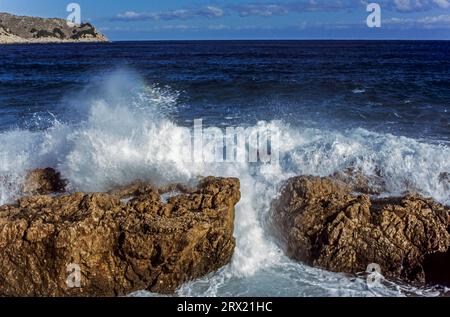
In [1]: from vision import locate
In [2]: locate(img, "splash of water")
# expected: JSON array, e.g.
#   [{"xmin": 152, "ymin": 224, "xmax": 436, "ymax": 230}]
[{"xmin": 0, "ymin": 69, "xmax": 448, "ymax": 296}]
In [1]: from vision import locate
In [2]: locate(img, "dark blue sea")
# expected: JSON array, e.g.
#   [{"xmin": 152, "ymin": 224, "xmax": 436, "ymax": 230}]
[
  {"xmin": 0, "ymin": 41, "xmax": 449, "ymax": 296},
  {"xmin": 1, "ymin": 41, "xmax": 449, "ymax": 139}
]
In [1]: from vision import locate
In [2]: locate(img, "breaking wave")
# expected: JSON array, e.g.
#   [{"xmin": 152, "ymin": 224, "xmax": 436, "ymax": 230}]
[{"xmin": 0, "ymin": 69, "xmax": 448, "ymax": 296}]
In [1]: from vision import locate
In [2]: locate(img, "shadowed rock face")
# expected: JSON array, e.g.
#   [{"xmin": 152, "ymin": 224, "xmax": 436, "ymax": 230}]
[
  {"xmin": 271, "ymin": 176, "xmax": 450, "ymax": 286},
  {"xmin": 0, "ymin": 175, "xmax": 240, "ymax": 296}
]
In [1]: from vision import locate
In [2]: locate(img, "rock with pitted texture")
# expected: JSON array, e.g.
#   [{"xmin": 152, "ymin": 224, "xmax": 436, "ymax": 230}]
[
  {"xmin": 271, "ymin": 175, "xmax": 450, "ymax": 286},
  {"xmin": 0, "ymin": 176, "xmax": 239, "ymax": 296},
  {"xmin": 23, "ymin": 167, "xmax": 67, "ymax": 195}
]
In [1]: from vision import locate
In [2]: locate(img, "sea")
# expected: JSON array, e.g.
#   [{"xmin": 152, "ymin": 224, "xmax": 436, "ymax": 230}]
[{"xmin": 0, "ymin": 40, "xmax": 449, "ymax": 296}]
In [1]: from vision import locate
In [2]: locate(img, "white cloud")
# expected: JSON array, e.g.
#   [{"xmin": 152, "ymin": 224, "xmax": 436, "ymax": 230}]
[
  {"xmin": 385, "ymin": 14, "xmax": 450, "ymax": 28},
  {"xmin": 234, "ymin": 4, "xmax": 289, "ymax": 17},
  {"xmin": 113, "ymin": 6, "xmax": 224, "ymax": 21},
  {"xmin": 393, "ymin": 0, "xmax": 428, "ymax": 12},
  {"xmin": 202, "ymin": 6, "xmax": 224, "ymax": 18},
  {"xmin": 394, "ymin": 0, "xmax": 412, "ymax": 11},
  {"xmin": 118, "ymin": 11, "xmax": 141, "ymax": 19},
  {"xmin": 230, "ymin": 1, "xmax": 357, "ymax": 17},
  {"xmin": 208, "ymin": 24, "xmax": 229, "ymax": 30},
  {"xmin": 112, "ymin": 1, "xmax": 450, "ymax": 24},
  {"xmin": 433, "ymin": 0, "xmax": 450, "ymax": 8},
  {"xmin": 364, "ymin": 0, "xmax": 450, "ymax": 12},
  {"xmin": 419, "ymin": 14, "xmax": 450, "ymax": 23}
]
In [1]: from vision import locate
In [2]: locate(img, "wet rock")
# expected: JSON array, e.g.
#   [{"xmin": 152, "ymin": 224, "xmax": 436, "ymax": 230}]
[
  {"xmin": 23, "ymin": 167, "xmax": 67, "ymax": 195},
  {"xmin": 439, "ymin": 172, "xmax": 450, "ymax": 192},
  {"xmin": 0, "ymin": 176, "xmax": 240, "ymax": 296},
  {"xmin": 332, "ymin": 167, "xmax": 385, "ymax": 195},
  {"xmin": 271, "ymin": 175, "xmax": 450, "ymax": 286}
]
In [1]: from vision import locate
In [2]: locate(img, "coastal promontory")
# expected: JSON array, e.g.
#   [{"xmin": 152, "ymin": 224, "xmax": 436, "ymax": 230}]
[{"xmin": 0, "ymin": 12, "xmax": 107, "ymax": 44}]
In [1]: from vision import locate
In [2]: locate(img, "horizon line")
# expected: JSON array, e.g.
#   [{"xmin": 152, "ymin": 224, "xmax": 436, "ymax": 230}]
[{"xmin": 106, "ymin": 39, "xmax": 450, "ymax": 42}]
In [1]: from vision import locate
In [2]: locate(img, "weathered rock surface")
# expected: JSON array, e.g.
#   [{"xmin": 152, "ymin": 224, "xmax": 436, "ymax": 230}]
[
  {"xmin": 23, "ymin": 167, "xmax": 67, "ymax": 195},
  {"xmin": 332, "ymin": 167, "xmax": 385, "ymax": 195},
  {"xmin": 0, "ymin": 175, "xmax": 240, "ymax": 296},
  {"xmin": 271, "ymin": 175, "xmax": 450, "ymax": 286},
  {"xmin": 0, "ymin": 12, "xmax": 107, "ymax": 44}
]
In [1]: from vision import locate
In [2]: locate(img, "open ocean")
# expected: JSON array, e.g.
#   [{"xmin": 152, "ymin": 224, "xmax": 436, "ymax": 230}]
[{"xmin": 0, "ymin": 41, "xmax": 449, "ymax": 296}]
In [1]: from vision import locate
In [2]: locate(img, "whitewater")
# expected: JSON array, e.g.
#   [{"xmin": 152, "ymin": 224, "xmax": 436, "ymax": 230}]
[{"xmin": 0, "ymin": 70, "xmax": 448, "ymax": 297}]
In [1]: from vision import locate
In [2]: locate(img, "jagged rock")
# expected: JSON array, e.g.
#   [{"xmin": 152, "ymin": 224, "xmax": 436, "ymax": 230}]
[
  {"xmin": 332, "ymin": 167, "xmax": 385, "ymax": 195},
  {"xmin": 0, "ymin": 176, "xmax": 240, "ymax": 296},
  {"xmin": 271, "ymin": 175, "xmax": 450, "ymax": 286},
  {"xmin": 23, "ymin": 168, "xmax": 67, "ymax": 195}
]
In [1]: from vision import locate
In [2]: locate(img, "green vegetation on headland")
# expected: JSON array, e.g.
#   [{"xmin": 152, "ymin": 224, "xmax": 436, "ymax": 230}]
[{"xmin": 0, "ymin": 12, "xmax": 108, "ymax": 44}]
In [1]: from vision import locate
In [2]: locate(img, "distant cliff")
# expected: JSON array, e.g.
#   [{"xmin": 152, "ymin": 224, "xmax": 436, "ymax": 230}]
[{"xmin": 0, "ymin": 12, "xmax": 108, "ymax": 44}]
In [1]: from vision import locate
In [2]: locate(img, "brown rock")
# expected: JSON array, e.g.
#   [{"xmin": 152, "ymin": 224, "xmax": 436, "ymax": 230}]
[
  {"xmin": 271, "ymin": 175, "xmax": 450, "ymax": 286},
  {"xmin": 22, "ymin": 167, "xmax": 67, "ymax": 195},
  {"xmin": 0, "ymin": 176, "xmax": 240, "ymax": 296},
  {"xmin": 332, "ymin": 167, "xmax": 385, "ymax": 195}
]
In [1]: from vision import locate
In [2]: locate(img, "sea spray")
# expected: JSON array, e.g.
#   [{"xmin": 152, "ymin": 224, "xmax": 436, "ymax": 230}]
[{"xmin": 0, "ymin": 69, "xmax": 448, "ymax": 296}]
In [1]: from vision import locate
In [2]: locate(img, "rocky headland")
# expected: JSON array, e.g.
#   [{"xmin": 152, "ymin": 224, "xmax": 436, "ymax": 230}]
[{"xmin": 0, "ymin": 12, "xmax": 108, "ymax": 44}]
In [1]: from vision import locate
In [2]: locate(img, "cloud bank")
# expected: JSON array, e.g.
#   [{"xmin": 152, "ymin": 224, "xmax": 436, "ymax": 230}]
[
  {"xmin": 112, "ymin": 6, "xmax": 224, "ymax": 22},
  {"xmin": 111, "ymin": 1, "xmax": 450, "ymax": 22}
]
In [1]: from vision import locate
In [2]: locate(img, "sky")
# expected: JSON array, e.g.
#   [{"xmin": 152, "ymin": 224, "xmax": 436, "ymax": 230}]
[{"xmin": 1, "ymin": 0, "xmax": 449, "ymax": 40}]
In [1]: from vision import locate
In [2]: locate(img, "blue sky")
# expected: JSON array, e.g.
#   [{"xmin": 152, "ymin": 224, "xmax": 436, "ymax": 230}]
[{"xmin": 1, "ymin": 0, "xmax": 449, "ymax": 40}]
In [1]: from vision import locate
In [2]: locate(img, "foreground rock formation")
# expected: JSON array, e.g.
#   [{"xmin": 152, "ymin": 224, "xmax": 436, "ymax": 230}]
[
  {"xmin": 0, "ymin": 169, "xmax": 239, "ymax": 296},
  {"xmin": 0, "ymin": 12, "xmax": 107, "ymax": 44},
  {"xmin": 272, "ymin": 175, "xmax": 450, "ymax": 287}
]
